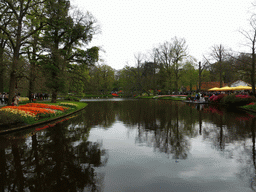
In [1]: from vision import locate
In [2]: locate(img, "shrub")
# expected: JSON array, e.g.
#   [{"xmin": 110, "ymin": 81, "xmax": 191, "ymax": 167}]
[
  {"xmin": 0, "ymin": 110, "xmax": 24, "ymax": 126},
  {"xmin": 220, "ymin": 94, "xmax": 256, "ymax": 106},
  {"xmin": 209, "ymin": 94, "xmax": 227, "ymax": 102},
  {"xmin": 0, "ymin": 109, "xmax": 36, "ymax": 126},
  {"xmin": 64, "ymin": 95, "xmax": 80, "ymax": 101},
  {"xmin": 19, "ymin": 100, "xmax": 31, "ymax": 105},
  {"xmin": 242, "ymin": 102, "xmax": 256, "ymax": 110}
]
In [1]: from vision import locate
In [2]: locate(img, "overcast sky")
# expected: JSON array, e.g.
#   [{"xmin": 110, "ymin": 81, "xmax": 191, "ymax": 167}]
[{"xmin": 72, "ymin": 0, "xmax": 255, "ymax": 70}]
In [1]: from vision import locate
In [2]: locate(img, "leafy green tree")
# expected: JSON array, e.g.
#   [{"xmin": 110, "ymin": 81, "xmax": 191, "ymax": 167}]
[
  {"xmin": 0, "ymin": 4, "xmax": 11, "ymax": 93},
  {"xmin": 118, "ymin": 65, "xmax": 137, "ymax": 97},
  {"xmin": 154, "ymin": 37, "xmax": 188, "ymax": 94},
  {"xmin": 67, "ymin": 64, "xmax": 90, "ymax": 94},
  {"xmin": 0, "ymin": 0, "xmax": 46, "ymax": 105},
  {"xmin": 232, "ymin": 53, "xmax": 252, "ymax": 83},
  {"xmin": 42, "ymin": 0, "xmax": 99, "ymax": 102},
  {"xmin": 87, "ymin": 64, "xmax": 115, "ymax": 95},
  {"xmin": 180, "ymin": 61, "xmax": 197, "ymax": 92},
  {"xmin": 140, "ymin": 62, "xmax": 157, "ymax": 95}
]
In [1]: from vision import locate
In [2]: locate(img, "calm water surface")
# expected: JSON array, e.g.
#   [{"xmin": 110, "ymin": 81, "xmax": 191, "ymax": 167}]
[{"xmin": 1, "ymin": 99, "xmax": 256, "ymax": 192}]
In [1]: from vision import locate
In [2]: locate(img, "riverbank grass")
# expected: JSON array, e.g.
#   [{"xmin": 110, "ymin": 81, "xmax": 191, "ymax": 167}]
[
  {"xmin": 157, "ymin": 96, "xmax": 186, "ymax": 100},
  {"xmin": 135, "ymin": 95, "xmax": 186, "ymax": 100},
  {"xmin": 240, "ymin": 102, "xmax": 256, "ymax": 111},
  {"xmin": 0, "ymin": 101, "xmax": 87, "ymax": 127},
  {"xmin": 135, "ymin": 95, "xmax": 155, "ymax": 99}
]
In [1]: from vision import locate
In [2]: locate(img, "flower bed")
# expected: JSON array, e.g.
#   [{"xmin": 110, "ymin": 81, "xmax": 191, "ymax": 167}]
[
  {"xmin": 0, "ymin": 102, "xmax": 70, "ymax": 126},
  {"xmin": 20, "ymin": 103, "xmax": 68, "ymax": 111},
  {"xmin": 1, "ymin": 106, "xmax": 56, "ymax": 116},
  {"xmin": 209, "ymin": 94, "xmax": 227, "ymax": 102},
  {"xmin": 220, "ymin": 94, "xmax": 256, "ymax": 106}
]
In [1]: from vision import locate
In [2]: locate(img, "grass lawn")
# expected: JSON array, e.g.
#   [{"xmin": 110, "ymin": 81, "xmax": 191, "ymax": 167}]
[
  {"xmin": 135, "ymin": 95, "xmax": 156, "ymax": 99},
  {"xmin": 240, "ymin": 102, "xmax": 256, "ymax": 111},
  {"xmin": 158, "ymin": 96, "xmax": 186, "ymax": 101}
]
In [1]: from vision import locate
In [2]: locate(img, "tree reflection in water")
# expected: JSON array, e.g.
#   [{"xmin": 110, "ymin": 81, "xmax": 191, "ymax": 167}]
[
  {"xmin": 117, "ymin": 100, "xmax": 197, "ymax": 160},
  {"xmin": 0, "ymin": 111, "xmax": 108, "ymax": 192},
  {"xmin": 2, "ymin": 100, "xmax": 256, "ymax": 191}
]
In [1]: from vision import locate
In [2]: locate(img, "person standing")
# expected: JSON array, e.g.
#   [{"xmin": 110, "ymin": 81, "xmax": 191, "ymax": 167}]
[
  {"xmin": 1, "ymin": 93, "xmax": 5, "ymax": 104},
  {"xmin": 16, "ymin": 93, "xmax": 20, "ymax": 106},
  {"xmin": 14, "ymin": 95, "xmax": 20, "ymax": 106}
]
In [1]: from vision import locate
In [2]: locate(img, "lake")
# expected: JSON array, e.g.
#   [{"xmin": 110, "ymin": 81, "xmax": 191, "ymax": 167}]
[{"xmin": 0, "ymin": 98, "xmax": 256, "ymax": 192}]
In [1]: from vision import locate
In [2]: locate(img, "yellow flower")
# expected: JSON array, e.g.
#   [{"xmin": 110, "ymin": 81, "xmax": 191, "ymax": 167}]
[
  {"xmin": 19, "ymin": 97, "xmax": 29, "ymax": 102},
  {"xmin": 0, "ymin": 108, "xmax": 35, "ymax": 118}
]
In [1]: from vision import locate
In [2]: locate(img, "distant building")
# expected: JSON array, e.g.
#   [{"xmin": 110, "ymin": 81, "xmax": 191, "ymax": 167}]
[
  {"xmin": 185, "ymin": 80, "xmax": 252, "ymax": 91},
  {"xmin": 228, "ymin": 80, "xmax": 251, "ymax": 87}
]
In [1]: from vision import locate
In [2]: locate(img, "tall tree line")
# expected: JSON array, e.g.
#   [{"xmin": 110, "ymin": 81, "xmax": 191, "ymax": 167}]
[{"xmin": 0, "ymin": 0, "xmax": 99, "ymax": 105}]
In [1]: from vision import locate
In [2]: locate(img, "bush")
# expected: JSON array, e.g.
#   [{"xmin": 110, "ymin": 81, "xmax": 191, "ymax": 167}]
[
  {"xmin": 186, "ymin": 95, "xmax": 191, "ymax": 100},
  {"xmin": 0, "ymin": 110, "xmax": 22, "ymax": 124},
  {"xmin": 220, "ymin": 94, "xmax": 256, "ymax": 106},
  {"xmin": 209, "ymin": 94, "xmax": 227, "ymax": 103},
  {"xmin": 64, "ymin": 95, "xmax": 80, "ymax": 102},
  {"xmin": 19, "ymin": 100, "xmax": 31, "ymax": 105},
  {"xmin": 0, "ymin": 110, "xmax": 29, "ymax": 126}
]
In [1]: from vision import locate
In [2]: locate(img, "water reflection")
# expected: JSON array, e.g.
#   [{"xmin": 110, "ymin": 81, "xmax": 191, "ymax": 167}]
[
  {"xmin": 84, "ymin": 100, "xmax": 256, "ymax": 191},
  {"xmin": 0, "ymin": 111, "xmax": 108, "ymax": 192},
  {"xmin": 1, "ymin": 99, "xmax": 256, "ymax": 191}
]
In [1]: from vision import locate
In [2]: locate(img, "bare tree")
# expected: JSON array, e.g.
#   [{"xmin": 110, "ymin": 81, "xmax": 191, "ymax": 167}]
[
  {"xmin": 199, "ymin": 58, "xmax": 210, "ymax": 92},
  {"xmin": 134, "ymin": 52, "xmax": 146, "ymax": 96},
  {"xmin": 206, "ymin": 44, "xmax": 228, "ymax": 88},
  {"xmin": 171, "ymin": 37, "xmax": 188, "ymax": 94},
  {"xmin": 154, "ymin": 37, "xmax": 188, "ymax": 94},
  {"xmin": 239, "ymin": 17, "xmax": 256, "ymax": 95},
  {"xmin": 155, "ymin": 41, "xmax": 173, "ymax": 92}
]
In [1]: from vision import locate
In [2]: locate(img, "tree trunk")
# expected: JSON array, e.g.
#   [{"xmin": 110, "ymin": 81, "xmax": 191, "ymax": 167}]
[
  {"xmin": 252, "ymin": 45, "xmax": 255, "ymax": 96},
  {"xmin": 219, "ymin": 47, "xmax": 223, "ymax": 88},
  {"xmin": 8, "ymin": 14, "xmax": 22, "ymax": 106},
  {"xmin": 51, "ymin": 89, "xmax": 57, "ymax": 103},
  {"xmin": 198, "ymin": 62, "xmax": 201, "ymax": 92},
  {"xmin": 175, "ymin": 79, "xmax": 178, "ymax": 94},
  {"xmin": 0, "ymin": 48, "xmax": 4, "ymax": 93},
  {"xmin": 28, "ymin": 37, "xmax": 37, "ymax": 101},
  {"xmin": 8, "ymin": 52, "xmax": 19, "ymax": 106}
]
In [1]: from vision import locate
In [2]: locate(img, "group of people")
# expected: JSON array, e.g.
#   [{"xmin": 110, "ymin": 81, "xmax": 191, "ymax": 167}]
[
  {"xmin": 189, "ymin": 90, "xmax": 254, "ymax": 102},
  {"xmin": 0, "ymin": 92, "xmax": 9, "ymax": 104},
  {"xmin": 0, "ymin": 92, "xmax": 50, "ymax": 105},
  {"xmin": 29, "ymin": 93, "xmax": 49, "ymax": 102},
  {"xmin": 0, "ymin": 92, "xmax": 20, "ymax": 106}
]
